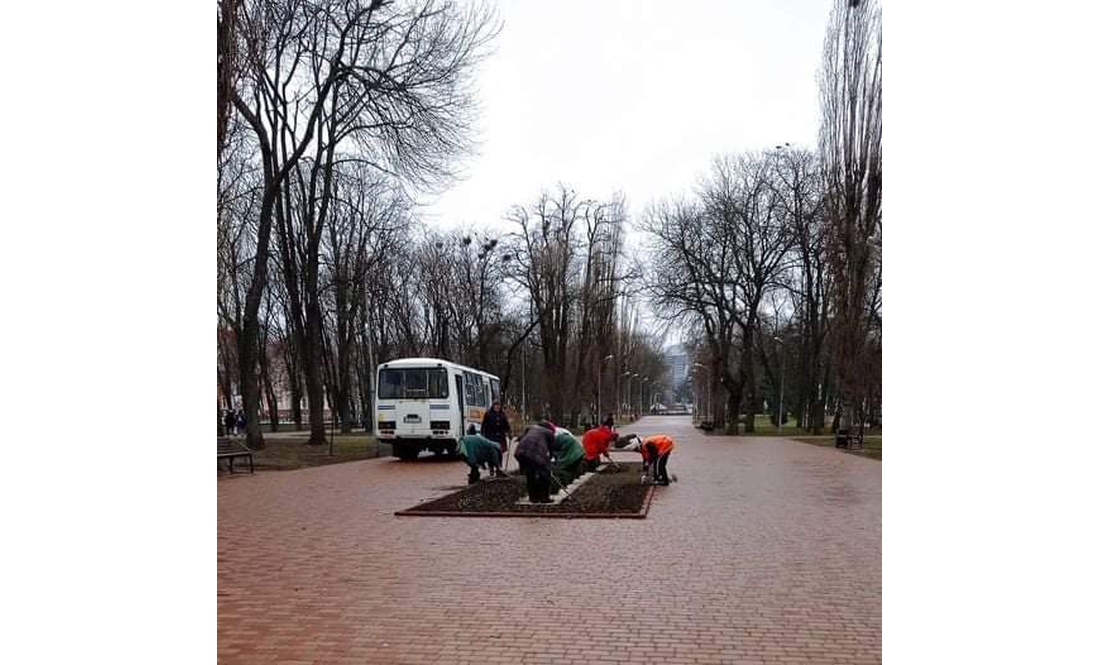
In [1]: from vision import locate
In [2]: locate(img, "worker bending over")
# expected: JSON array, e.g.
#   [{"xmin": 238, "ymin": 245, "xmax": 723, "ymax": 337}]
[
  {"xmin": 513, "ymin": 421, "xmax": 556, "ymax": 503},
  {"xmin": 623, "ymin": 434, "xmax": 676, "ymax": 485},
  {"xmin": 550, "ymin": 426, "xmax": 586, "ymax": 483},
  {"xmin": 581, "ymin": 423, "xmax": 619, "ymax": 472},
  {"xmin": 458, "ymin": 425, "xmax": 504, "ymax": 485}
]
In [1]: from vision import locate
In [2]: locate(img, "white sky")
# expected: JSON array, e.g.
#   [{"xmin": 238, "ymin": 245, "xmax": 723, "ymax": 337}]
[{"xmin": 421, "ymin": 0, "xmax": 834, "ymax": 234}]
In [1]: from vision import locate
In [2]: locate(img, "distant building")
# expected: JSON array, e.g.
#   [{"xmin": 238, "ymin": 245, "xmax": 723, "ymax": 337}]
[{"xmin": 666, "ymin": 344, "xmax": 689, "ymax": 387}]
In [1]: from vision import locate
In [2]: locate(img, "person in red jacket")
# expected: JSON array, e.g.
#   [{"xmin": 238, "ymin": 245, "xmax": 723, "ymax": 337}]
[
  {"xmin": 581, "ymin": 424, "xmax": 619, "ymax": 472},
  {"xmin": 624, "ymin": 434, "xmax": 675, "ymax": 485}
]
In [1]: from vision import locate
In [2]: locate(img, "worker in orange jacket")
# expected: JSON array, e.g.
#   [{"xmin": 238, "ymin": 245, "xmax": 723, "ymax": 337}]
[
  {"xmin": 623, "ymin": 434, "xmax": 675, "ymax": 485},
  {"xmin": 581, "ymin": 424, "xmax": 619, "ymax": 472}
]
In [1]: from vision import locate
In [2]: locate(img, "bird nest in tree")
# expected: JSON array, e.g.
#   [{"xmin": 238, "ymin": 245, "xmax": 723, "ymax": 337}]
[{"xmin": 395, "ymin": 462, "xmax": 654, "ymax": 518}]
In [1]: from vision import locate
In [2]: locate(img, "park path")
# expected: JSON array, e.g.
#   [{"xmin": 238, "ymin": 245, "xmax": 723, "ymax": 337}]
[{"xmin": 218, "ymin": 416, "xmax": 881, "ymax": 664}]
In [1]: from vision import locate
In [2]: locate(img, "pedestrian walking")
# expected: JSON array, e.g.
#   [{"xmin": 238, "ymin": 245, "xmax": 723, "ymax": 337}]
[
  {"xmin": 224, "ymin": 409, "xmax": 236, "ymax": 436},
  {"xmin": 235, "ymin": 410, "xmax": 247, "ymax": 436}
]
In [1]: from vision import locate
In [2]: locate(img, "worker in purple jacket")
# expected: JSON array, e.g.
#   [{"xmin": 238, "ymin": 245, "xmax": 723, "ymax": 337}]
[{"xmin": 513, "ymin": 421, "xmax": 555, "ymax": 503}]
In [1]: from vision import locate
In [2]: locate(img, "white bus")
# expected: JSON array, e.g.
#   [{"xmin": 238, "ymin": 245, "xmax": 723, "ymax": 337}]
[{"xmin": 375, "ymin": 357, "xmax": 501, "ymax": 461}]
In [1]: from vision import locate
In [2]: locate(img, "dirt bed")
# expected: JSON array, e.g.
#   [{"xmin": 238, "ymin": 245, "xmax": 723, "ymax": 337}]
[{"xmin": 397, "ymin": 462, "xmax": 653, "ymax": 517}]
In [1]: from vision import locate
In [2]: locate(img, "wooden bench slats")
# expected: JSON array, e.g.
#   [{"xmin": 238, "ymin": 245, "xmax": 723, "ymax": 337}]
[{"xmin": 217, "ymin": 438, "xmax": 254, "ymax": 474}]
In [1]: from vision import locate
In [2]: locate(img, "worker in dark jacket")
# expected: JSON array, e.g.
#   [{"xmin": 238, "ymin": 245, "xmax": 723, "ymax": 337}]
[
  {"xmin": 481, "ymin": 400, "xmax": 511, "ymax": 455},
  {"xmin": 513, "ymin": 421, "xmax": 555, "ymax": 503}
]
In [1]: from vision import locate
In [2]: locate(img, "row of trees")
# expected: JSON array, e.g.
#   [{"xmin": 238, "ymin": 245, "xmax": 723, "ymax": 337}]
[
  {"xmin": 643, "ymin": 0, "xmax": 881, "ymax": 434},
  {"xmin": 219, "ymin": 165, "xmax": 669, "ymax": 445},
  {"xmin": 218, "ymin": 0, "xmax": 499, "ymax": 447},
  {"xmin": 217, "ymin": 0, "xmax": 878, "ymax": 447},
  {"xmin": 216, "ymin": 0, "xmax": 669, "ymax": 449}
]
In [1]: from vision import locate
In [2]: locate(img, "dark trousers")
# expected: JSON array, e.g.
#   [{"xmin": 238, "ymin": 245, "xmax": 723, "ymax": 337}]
[
  {"xmin": 468, "ymin": 464, "xmax": 481, "ymax": 484},
  {"xmin": 558, "ymin": 459, "xmax": 584, "ymax": 485},
  {"xmin": 584, "ymin": 458, "xmax": 601, "ymax": 473},
  {"xmin": 654, "ymin": 452, "xmax": 671, "ymax": 483},
  {"xmin": 488, "ymin": 435, "xmax": 508, "ymax": 455},
  {"xmin": 645, "ymin": 443, "xmax": 671, "ymax": 483},
  {"xmin": 518, "ymin": 459, "xmax": 551, "ymax": 502}
]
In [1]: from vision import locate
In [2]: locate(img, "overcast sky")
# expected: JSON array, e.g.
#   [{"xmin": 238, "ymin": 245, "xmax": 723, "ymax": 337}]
[{"xmin": 421, "ymin": 0, "xmax": 834, "ymax": 236}]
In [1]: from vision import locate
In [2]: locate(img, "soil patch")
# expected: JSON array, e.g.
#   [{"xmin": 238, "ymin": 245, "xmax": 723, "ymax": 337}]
[{"xmin": 396, "ymin": 462, "xmax": 654, "ymax": 518}]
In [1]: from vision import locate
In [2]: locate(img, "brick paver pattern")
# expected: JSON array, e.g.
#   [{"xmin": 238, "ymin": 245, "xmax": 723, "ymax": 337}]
[{"xmin": 219, "ymin": 416, "xmax": 881, "ymax": 663}]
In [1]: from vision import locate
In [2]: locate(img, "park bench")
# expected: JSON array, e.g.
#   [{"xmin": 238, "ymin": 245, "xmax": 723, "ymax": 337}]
[
  {"xmin": 835, "ymin": 428, "xmax": 864, "ymax": 450},
  {"xmin": 218, "ymin": 438, "xmax": 254, "ymax": 474}
]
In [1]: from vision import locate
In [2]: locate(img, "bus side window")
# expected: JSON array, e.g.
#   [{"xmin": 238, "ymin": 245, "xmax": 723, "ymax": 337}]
[
  {"xmin": 464, "ymin": 374, "xmax": 477, "ymax": 408},
  {"xmin": 476, "ymin": 377, "xmax": 488, "ymax": 407},
  {"xmin": 490, "ymin": 378, "xmax": 500, "ymax": 404}
]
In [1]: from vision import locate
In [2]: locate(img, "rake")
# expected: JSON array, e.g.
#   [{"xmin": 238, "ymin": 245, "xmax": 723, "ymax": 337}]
[{"xmin": 548, "ymin": 469, "xmax": 572, "ymax": 499}]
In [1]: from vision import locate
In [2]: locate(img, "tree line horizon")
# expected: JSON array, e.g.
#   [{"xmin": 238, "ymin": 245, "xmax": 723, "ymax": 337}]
[{"xmin": 217, "ymin": 0, "xmax": 881, "ymax": 447}]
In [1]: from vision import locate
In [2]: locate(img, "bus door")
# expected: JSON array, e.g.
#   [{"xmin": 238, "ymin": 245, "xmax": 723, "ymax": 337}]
[{"xmin": 455, "ymin": 373, "xmax": 465, "ymax": 431}]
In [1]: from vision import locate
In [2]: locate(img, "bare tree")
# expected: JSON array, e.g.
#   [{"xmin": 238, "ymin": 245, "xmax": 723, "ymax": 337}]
[
  {"xmin": 699, "ymin": 153, "xmax": 796, "ymax": 432},
  {"xmin": 216, "ymin": 117, "xmax": 261, "ymax": 424},
  {"xmin": 819, "ymin": 0, "xmax": 882, "ymax": 432},
  {"xmin": 643, "ymin": 151, "xmax": 797, "ymax": 433},
  {"xmin": 642, "ymin": 196, "xmax": 741, "ymax": 430},
  {"xmin": 572, "ymin": 195, "xmax": 628, "ymax": 423},
  {"xmin": 229, "ymin": 0, "xmax": 497, "ymax": 446},
  {"xmin": 323, "ymin": 172, "xmax": 407, "ymax": 431},
  {"xmin": 217, "ymin": 0, "xmax": 240, "ymax": 157},
  {"xmin": 771, "ymin": 147, "xmax": 831, "ymax": 433},
  {"xmin": 505, "ymin": 186, "xmax": 584, "ymax": 422}
]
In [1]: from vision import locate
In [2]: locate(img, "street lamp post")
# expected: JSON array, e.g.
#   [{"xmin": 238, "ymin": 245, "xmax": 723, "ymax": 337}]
[
  {"xmin": 598, "ymin": 354, "xmax": 614, "ymax": 424},
  {"xmin": 622, "ymin": 371, "xmax": 634, "ymax": 422},
  {"xmin": 689, "ymin": 369, "xmax": 698, "ymax": 423},
  {"xmin": 693, "ymin": 363, "xmax": 712, "ymax": 425},
  {"xmin": 773, "ymin": 336, "xmax": 786, "ymax": 433}
]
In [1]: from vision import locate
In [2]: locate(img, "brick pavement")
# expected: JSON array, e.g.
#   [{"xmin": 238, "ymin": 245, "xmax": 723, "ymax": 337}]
[{"xmin": 218, "ymin": 416, "xmax": 881, "ymax": 663}]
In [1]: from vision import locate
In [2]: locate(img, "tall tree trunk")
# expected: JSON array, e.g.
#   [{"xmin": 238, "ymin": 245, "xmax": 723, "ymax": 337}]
[
  {"xmin": 259, "ymin": 346, "xmax": 279, "ymax": 432},
  {"xmin": 302, "ymin": 298, "xmax": 327, "ymax": 444},
  {"xmin": 233, "ymin": 185, "xmax": 281, "ymax": 450},
  {"xmin": 288, "ymin": 361, "xmax": 303, "ymax": 430},
  {"xmin": 741, "ymin": 322, "xmax": 757, "ymax": 434}
]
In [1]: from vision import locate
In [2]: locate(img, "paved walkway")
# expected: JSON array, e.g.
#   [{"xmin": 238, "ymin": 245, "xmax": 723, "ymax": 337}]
[{"xmin": 218, "ymin": 416, "xmax": 881, "ymax": 663}]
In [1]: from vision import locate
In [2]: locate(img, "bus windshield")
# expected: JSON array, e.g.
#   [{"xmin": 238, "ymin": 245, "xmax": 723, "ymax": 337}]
[{"xmin": 378, "ymin": 368, "xmax": 449, "ymax": 400}]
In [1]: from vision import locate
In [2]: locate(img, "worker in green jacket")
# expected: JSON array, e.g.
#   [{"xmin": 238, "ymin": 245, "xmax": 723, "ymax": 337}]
[
  {"xmin": 550, "ymin": 426, "xmax": 586, "ymax": 484},
  {"xmin": 459, "ymin": 425, "xmax": 504, "ymax": 484}
]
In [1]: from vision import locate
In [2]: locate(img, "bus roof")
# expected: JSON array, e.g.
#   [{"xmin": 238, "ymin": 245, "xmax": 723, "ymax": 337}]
[{"xmin": 379, "ymin": 357, "xmax": 499, "ymax": 380}]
